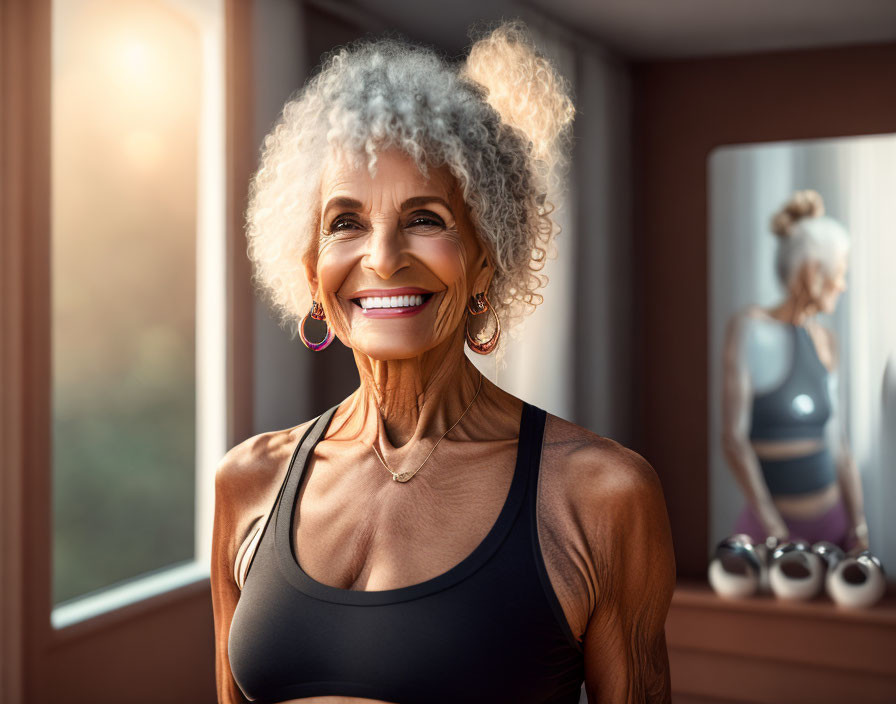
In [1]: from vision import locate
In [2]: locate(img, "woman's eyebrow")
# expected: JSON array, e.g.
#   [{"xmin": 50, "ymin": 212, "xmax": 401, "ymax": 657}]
[
  {"xmin": 400, "ymin": 195, "xmax": 452, "ymax": 212},
  {"xmin": 322, "ymin": 196, "xmax": 364, "ymax": 216},
  {"xmin": 323, "ymin": 195, "xmax": 454, "ymax": 217}
]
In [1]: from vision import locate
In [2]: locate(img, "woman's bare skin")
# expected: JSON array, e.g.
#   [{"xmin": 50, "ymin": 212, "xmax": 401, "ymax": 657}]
[
  {"xmin": 212, "ymin": 375, "xmax": 673, "ymax": 704},
  {"xmin": 211, "ymin": 148, "xmax": 675, "ymax": 703}
]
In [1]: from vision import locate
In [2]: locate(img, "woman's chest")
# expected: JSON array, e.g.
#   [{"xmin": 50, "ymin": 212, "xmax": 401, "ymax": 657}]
[
  {"xmin": 229, "ymin": 424, "xmax": 589, "ymax": 704},
  {"xmin": 289, "ymin": 442, "xmax": 519, "ymax": 591},
  {"xmin": 235, "ymin": 424, "xmax": 595, "ymax": 642}
]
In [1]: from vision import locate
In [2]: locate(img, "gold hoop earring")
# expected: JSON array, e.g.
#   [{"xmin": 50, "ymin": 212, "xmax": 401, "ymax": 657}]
[{"xmin": 465, "ymin": 292, "xmax": 500, "ymax": 354}]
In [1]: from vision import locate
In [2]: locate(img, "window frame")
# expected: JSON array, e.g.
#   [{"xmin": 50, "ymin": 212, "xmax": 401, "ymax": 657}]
[{"xmin": 0, "ymin": 0, "xmax": 253, "ymax": 700}]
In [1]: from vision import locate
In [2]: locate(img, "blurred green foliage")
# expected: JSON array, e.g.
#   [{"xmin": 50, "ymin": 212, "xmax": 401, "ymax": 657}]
[{"xmin": 52, "ymin": 352, "xmax": 196, "ymax": 605}]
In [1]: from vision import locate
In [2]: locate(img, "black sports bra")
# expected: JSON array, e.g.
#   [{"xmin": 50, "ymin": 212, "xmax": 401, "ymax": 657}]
[
  {"xmin": 749, "ymin": 323, "xmax": 832, "ymax": 441},
  {"xmin": 228, "ymin": 401, "xmax": 585, "ymax": 704}
]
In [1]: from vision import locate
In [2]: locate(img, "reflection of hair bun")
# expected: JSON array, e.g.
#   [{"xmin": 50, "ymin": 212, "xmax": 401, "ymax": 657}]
[
  {"xmin": 461, "ymin": 20, "xmax": 575, "ymax": 196},
  {"xmin": 770, "ymin": 189, "xmax": 826, "ymax": 238}
]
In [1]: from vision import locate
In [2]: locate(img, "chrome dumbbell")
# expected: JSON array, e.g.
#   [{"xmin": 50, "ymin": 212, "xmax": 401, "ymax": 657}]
[
  {"xmin": 752, "ymin": 535, "xmax": 780, "ymax": 594},
  {"xmin": 826, "ymin": 550, "xmax": 887, "ymax": 608},
  {"xmin": 768, "ymin": 540, "xmax": 825, "ymax": 601},
  {"xmin": 811, "ymin": 540, "xmax": 845, "ymax": 574},
  {"xmin": 708, "ymin": 533, "xmax": 763, "ymax": 598}
]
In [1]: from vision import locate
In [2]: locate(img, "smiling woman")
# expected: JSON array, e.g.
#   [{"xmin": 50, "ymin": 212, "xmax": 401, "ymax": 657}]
[{"xmin": 211, "ymin": 19, "xmax": 675, "ymax": 704}]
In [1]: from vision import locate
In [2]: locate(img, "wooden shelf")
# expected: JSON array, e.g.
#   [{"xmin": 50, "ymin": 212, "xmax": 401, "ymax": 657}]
[
  {"xmin": 672, "ymin": 579, "xmax": 896, "ymax": 625},
  {"xmin": 667, "ymin": 579, "xmax": 896, "ymax": 704}
]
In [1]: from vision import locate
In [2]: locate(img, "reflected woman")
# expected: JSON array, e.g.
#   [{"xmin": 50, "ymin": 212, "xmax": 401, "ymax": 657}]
[
  {"xmin": 211, "ymin": 21, "xmax": 675, "ymax": 704},
  {"xmin": 722, "ymin": 189, "xmax": 869, "ymax": 553}
]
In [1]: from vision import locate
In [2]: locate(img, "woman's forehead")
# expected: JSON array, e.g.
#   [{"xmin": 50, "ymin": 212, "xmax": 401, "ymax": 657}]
[{"xmin": 319, "ymin": 148, "xmax": 457, "ymax": 204}]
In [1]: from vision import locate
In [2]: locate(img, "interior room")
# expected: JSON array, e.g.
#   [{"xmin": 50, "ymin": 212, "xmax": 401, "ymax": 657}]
[{"xmin": 3, "ymin": 0, "xmax": 895, "ymax": 702}]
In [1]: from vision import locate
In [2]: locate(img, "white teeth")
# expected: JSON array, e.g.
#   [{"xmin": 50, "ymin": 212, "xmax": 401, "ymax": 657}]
[{"xmin": 358, "ymin": 293, "xmax": 427, "ymax": 310}]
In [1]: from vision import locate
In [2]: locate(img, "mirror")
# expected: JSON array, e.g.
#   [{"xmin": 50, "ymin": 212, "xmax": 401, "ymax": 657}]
[{"xmin": 707, "ymin": 133, "xmax": 896, "ymax": 582}]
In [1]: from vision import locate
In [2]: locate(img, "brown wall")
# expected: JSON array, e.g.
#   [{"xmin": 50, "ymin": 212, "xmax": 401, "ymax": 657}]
[
  {"xmin": 49, "ymin": 585, "xmax": 214, "ymax": 704},
  {"xmin": 632, "ymin": 41, "xmax": 896, "ymax": 580}
]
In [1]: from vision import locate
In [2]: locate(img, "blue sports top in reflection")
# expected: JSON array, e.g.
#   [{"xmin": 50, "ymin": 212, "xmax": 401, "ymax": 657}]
[{"xmin": 749, "ymin": 323, "xmax": 832, "ymax": 442}]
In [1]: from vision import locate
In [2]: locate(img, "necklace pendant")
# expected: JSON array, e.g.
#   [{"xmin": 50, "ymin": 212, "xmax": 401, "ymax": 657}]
[{"xmin": 393, "ymin": 471, "xmax": 413, "ymax": 483}]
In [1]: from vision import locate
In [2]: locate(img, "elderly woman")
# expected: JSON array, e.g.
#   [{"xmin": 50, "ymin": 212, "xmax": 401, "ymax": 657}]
[
  {"xmin": 211, "ymin": 21, "xmax": 675, "ymax": 704},
  {"xmin": 721, "ymin": 190, "xmax": 869, "ymax": 553}
]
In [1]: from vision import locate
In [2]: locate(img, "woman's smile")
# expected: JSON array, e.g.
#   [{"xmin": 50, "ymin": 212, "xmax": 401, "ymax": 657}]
[
  {"xmin": 355, "ymin": 295, "xmax": 434, "ymax": 317},
  {"xmin": 347, "ymin": 287, "xmax": 439, "ymax": 318}
]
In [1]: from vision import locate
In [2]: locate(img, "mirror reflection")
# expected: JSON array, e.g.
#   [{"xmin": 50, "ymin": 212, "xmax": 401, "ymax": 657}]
[{"xmin": 708, "ymin": 134, "xmax": 896, "ymax": 585}]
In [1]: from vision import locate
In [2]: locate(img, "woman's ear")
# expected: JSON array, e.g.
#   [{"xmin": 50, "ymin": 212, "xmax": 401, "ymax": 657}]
[
  {"xmin": 471, "ymin": 254, "xmax": 496, "ymax": 298},
  {"xmin": 804, "ymin": 259, "xmax": 824, "ymax": 299},
  {"xmin": 302, "ymin": 254, "xmax": 319, "ymax": 302}
]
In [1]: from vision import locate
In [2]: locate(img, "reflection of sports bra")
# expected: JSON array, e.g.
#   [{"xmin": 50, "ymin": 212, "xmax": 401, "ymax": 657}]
[
  {"xmin": 748, "ymin": 323, "xmax": 832, "ymax": 441},
  {"xmin": 228, "ymin": 402, "xmax": 585, "ymax": 704}
]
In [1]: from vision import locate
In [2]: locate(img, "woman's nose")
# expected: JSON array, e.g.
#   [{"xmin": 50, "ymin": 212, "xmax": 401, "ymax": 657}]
[{"xmin": 363, "ymin": 224, "xmax": 409, "ymax": 279}]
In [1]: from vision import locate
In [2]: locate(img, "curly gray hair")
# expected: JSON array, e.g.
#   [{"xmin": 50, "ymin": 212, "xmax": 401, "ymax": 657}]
[{"xmin": 245, "ymin": 20, "xmax": 575, "ymax": 348}]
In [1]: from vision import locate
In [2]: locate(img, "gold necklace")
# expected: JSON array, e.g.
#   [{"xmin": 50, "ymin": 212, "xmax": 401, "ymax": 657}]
[{"xmin": 371, "ymin": 372, "xmax": 484, "ymax": 483}]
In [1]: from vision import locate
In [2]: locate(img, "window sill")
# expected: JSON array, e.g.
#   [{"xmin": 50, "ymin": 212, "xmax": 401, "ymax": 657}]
[{"xmin": 50, "ymin": 561, "xmax": 210, "ymax": 643}]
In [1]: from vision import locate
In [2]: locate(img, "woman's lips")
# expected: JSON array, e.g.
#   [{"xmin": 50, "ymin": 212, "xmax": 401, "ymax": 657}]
[{"xmin": 351, "ymin": 292, "xmax": 435, "ymax": 318}]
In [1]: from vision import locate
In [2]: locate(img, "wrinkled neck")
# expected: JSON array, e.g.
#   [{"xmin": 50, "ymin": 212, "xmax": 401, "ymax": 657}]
[{"xmin": 341, "ymin": 327, "xmax": 483, "ymax": 453}]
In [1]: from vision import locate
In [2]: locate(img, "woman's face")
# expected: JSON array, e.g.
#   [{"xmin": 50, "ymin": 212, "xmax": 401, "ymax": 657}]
[
  {"xmin": 817, "ymin": 252, "xmax": 849, "ymax": 314},
  {"xmin": 799, "ymin": 252, "xmax": 849, "ymax": 314},
  {"xmin": 305, "ymin": 147, "xmax": 493, "ymax": 361}
]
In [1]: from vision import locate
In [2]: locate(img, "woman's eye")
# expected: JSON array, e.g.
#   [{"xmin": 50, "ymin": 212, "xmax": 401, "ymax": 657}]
[
  {"xmin": 407, "ymin": 213, "xmax": 444, "ymax": 229},
  {"xmin": 330, "ymin": 217, "xmax": 361, "ymax": 232}
]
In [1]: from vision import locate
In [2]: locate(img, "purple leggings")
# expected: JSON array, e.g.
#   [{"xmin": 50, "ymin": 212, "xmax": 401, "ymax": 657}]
[{"xmin": 732, "ymin": 496, "xmax": 855, "ymax": 551}]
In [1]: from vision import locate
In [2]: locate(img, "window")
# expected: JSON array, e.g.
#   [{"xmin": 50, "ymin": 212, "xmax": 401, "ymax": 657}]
[{"xmin": 50, "ymin": 0, "xmax": 226, "ymax": 627}]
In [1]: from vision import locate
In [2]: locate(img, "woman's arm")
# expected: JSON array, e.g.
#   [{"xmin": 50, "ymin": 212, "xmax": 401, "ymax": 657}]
[
  {"xmin": 210, "ymin": 422, "xmax": 316, "ymax": 702},
  {"xmin": 210, "ymin": 449, "xmax": 252, "ymax": 704},
  {"xmin": 577, "ymin": 446, "xmax": 676, "ymax": 703},
  {"xmin": 822, "ymin": 330, "xmax": 868, "ymax": 551},
  {"xmin": 720, "ymin": 312, "xmax": 788, "ymax": 539},
  {"xmin": 832, "ymin": 429, "xmax": 868, "ymax": 551}
]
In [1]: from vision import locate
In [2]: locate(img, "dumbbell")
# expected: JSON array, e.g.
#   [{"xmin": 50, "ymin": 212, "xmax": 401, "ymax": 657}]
[
  {"xmin": 811, "ymin": 540, "xmax": 845, "ymax": 574},
  {"xmin": 826, "ymin": 550, "xmax": 887, "ymax": 608},
  {"xmin": 752, "ymin": 535, "xmax": 779, "ymax": 594},
  {"xmin": 768, "ymin": 540, "xmax": 826, "ymax": 601},
  {"xmin": 708, "ymin": 533, "xmax": 763, "ymax": 598}
]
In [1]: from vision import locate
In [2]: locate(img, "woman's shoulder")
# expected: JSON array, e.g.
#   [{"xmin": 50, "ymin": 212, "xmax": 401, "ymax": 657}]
[
  {"xmin": 214, "ymin": 417, "xmax": 322, "ymax": 589},
  {"xmin": 727, "ymin": 304, "xmax": 780, "ymax": 337},
  {"xmin": 725, "ymin": 306, "xmax": 794, "ymax": 363},
  {"xmin": 537, "ymin": 414, "xmax": 674, "ymax": 631},
  {"xmin": 541, "ymin": 414, "xmax": 665, "ymax": 521},
  {"xmin": 213, "ymin": 418, "xmax": 319, "ymax": 574},
  {"xmin": 215, "ymin": 418, "xmax": 317, "ymax": 498}
]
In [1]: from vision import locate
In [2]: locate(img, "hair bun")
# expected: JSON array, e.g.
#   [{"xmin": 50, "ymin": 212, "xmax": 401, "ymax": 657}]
[
  {"xmin": 461, "ymin": 20, "xmax": 575, "ymax": 191},
  {"xmin": 770, "ymin": 189, "xmax": 826, "ymax": 238}
]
